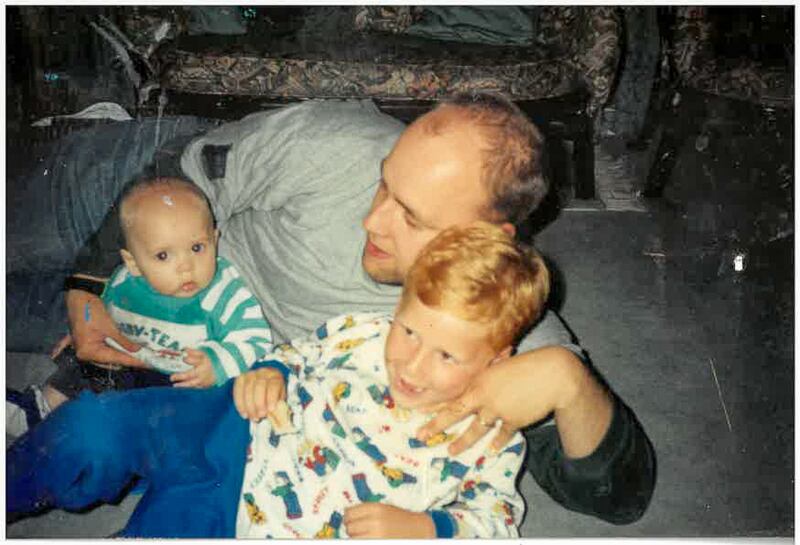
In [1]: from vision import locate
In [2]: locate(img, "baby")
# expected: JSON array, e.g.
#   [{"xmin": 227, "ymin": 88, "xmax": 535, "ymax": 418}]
[
  {"xmin": 7, "ymin": 177, "xmax": 273, "ymax": 436},
  {"xmin": 234, "ymin": 221, "xmax": 550, "ymax": 538}
]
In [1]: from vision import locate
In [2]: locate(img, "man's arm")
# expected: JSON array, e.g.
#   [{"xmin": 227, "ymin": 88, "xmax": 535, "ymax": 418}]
[
  {"xmin": 518, "ymin": 312, "xmax": 656, "ymax": 524},
  {"xmin": 417, "ymin": 345, "xmax": 613, "ymax": 456},
  {"xmin": 64, "ymin": 199, "xmax": 145, "ymax": 367},
  {"xmin": 525, "ymin": 390, "xmax": 656, "ymax": 525}
]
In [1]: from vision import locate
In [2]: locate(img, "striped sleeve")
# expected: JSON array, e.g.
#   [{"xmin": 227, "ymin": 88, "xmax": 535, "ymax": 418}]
[
  {"xmin": 101, "ymin": 265, "xmax": 129, "ymax": 303},
  {"xmin": 198, "ymin": 260, "xmax": 273, "ymax": 384}
]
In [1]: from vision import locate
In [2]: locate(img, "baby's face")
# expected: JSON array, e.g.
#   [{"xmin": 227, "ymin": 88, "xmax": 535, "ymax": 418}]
[
  {"xmin": 123, "ymin": 191, "xmax": 218, "ymax": 298},
  {"xmin": 384, "ymin": 294, "xmax": 501, "ymax": 410}
]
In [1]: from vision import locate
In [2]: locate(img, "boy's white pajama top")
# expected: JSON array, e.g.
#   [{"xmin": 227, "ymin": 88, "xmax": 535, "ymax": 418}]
[{"xmin": 236, "ymin": 312, "xmax": 526, "ymax": 538}]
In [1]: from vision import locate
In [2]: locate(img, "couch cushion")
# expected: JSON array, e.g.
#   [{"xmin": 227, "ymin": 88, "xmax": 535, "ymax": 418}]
[
  {"xmin": 161, "ymin": 31, "xmax": 578, "ymax": 102},
  {"xmin": 144, "ymin": 6, "xmax": 620, "ymax": 117},
  {"xmin": 355, "ymin": 6, "xmax": 538, "ymax": 47}
]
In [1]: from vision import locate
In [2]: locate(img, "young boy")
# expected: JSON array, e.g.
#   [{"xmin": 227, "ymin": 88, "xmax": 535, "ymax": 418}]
[
  {"xmin": 7, "ymin": 177, "xmax": 273, "ymax": 436},
  {"xmin": 235, "ymin": 221, "xmax": 551, "ymax": 538},
  {"xmin": 7, "ymin": 222, "xmax": 549, "ymax": 539}
]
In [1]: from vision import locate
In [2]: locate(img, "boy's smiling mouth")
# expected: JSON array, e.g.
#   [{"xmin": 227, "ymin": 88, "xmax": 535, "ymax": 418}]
[{"xmin": 393, "ymin": 376, "xmax": 424, "ymax": 397}]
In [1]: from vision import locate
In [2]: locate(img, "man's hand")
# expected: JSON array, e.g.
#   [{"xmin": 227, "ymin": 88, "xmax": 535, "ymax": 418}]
[
  {"xmin": 416, "ymin": 346, "xmax": 613, "ymax": 458},
  {"xmin": 171, "ymin": 348, "xmax": 216, "ymax": 388},
  {"xmin": 344, "ymin": 503, "xmax": 435, "ymax": 538},
  {"xmin": 66, "ymin": 288, "xmax": 145, "ymax": 368},
  {"xmin": 233, "ymin": 367, "xmax": 287, "ymax": 421}
]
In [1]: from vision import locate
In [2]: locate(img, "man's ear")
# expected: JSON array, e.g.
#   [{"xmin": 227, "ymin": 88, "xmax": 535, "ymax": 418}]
[
  {"xmin": 120, "ymin": 249, "xmax": 142, "ymax": 276},
  {"xmin": 500, "ymin": 222, "xmax": 516, "ymax": 239},
  {"xmin": 489, "ymin": 345, "xmax": 513, "ymax": 365}
]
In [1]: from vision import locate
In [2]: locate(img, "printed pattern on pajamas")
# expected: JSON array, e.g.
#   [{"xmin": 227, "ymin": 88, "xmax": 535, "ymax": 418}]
[{"xmin": 236, "ymin": 312, "xmax": 526, "ymax": 538}]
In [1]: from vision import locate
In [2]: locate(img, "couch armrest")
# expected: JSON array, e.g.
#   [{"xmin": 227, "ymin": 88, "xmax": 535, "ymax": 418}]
[
  {"xmin": 538, "ymin": 7, "xmax": 622, "ymax": 119},
  {"xmin": 667, "ymin": 6, "xmax": 792, "ymax": 107}
]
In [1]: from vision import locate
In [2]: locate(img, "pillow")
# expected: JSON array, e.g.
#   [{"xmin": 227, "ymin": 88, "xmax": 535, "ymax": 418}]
[{"xmin": 354, "ymin": 6, "xmax": 539, "ymax": 46}]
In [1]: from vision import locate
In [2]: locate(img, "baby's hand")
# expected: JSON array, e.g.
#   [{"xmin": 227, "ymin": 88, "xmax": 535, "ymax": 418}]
[
  {"xmin": 233, "ymin": 367, "xmax": 287, "ymax": 422},
  {"xmin": 171, "ymin": 348, "xmax": 216, "ymax": 388}
]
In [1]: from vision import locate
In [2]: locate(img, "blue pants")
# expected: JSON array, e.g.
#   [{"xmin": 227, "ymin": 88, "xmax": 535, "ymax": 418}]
[{"xmin": 7, "ymin": 381, "xmax": 249, "ymax": 538}]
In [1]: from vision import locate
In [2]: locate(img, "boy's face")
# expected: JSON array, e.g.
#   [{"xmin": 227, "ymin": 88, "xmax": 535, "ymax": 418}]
[
  {"xmin": 384, "ymin": 294, "xmax": 509, "ymax": 410},
  {"xmin": 121, "ymin": 190, "xmax": 218, "ymax": 298}
]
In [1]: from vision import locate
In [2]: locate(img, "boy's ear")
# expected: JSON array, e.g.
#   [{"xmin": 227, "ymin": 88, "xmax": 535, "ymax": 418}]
[
  {"xmin": 214, "ymin": 228, "xmax": 220, "ymax": 244},
  {"xmin": 489, "ymin": 346, "xmax": 513, "ymax": 365},
  {"xmin": 120, "ymin": 249, "xmax": 142, "ymax": 276}
]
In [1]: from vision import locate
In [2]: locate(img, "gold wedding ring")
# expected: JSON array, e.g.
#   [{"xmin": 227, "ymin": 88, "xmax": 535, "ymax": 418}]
[{"xmin": 478, "ymin": 415, "xmax": 494, "ymax": 428}]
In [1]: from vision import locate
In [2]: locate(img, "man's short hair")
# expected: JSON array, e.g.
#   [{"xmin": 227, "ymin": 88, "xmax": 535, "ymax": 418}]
[
  {"xmin": 402, "ymin": 222, "xmax": 550, "ymax": 350},
  {"xmin": 118, "ymin": 177, "xmax": 214, "ymax": 246},
  {"xmin": 436, "ymin": 92, "xmax": 548, "ymax": 229}
]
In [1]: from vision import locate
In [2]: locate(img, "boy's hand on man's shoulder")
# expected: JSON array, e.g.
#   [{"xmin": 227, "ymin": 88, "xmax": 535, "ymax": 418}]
[
  {"xmin": 343, "ymin": 503, "xmax": 435, "ymax": 539},
  {"xmin": 171, "ymin": 348, "xmax": 217, "ymax": 388},
  {"xmin": 233, "ymin": 367, "xmax": 287, "ymax": 422}
]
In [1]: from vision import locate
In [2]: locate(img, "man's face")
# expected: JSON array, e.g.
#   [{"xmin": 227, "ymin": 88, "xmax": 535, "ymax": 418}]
[
  {"xmin": 362, "ymin": 110, "xmax": 492, "ymax": 284},
  {"xmin": 384, "ymin": 294, "xmax": 504, "ymax": 410}
]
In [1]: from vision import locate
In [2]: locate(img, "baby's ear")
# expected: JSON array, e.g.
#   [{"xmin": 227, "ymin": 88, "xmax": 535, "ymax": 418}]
[
  {"xmin": 214, "ymin": 228, "xmax": 220, "ymax": 244},
  {"xmin": 489, "ymin": 346, "xmax": 513, "ymax": 366},
  {"xmin": 120, "ymin": 249, "xmax": 142, "ymax": 276}
]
